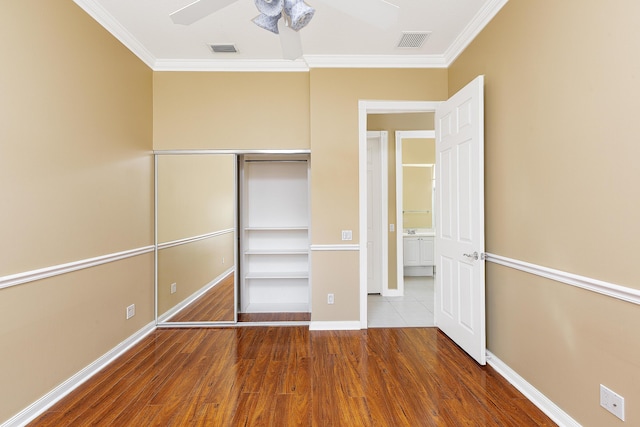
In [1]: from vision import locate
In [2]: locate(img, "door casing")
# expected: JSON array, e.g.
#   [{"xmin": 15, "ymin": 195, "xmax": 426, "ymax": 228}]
[{"xmin": 358, "ymin": 101, "xmax": 441, "ymax": 328}]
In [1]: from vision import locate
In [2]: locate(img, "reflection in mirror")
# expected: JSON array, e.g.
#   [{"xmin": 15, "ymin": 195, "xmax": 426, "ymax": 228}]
[
  {"xmin": 403, "ymin": 164, "xmax": 434, "ymax": 229},
  {"xmin": 401, "ymin": 137, "xmax": 435, "ymax": 232},
  {"xmin": 156, "ymin": 153, "xmax": 236, "ymax": 324}
]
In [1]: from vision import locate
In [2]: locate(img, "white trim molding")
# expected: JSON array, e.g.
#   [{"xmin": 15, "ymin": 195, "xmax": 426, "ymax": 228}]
[
  {"xmin": 487, "ymin": 351, "xmax": 582, "ymax": 427},
  {"xmin": 304, "ymin": 55, "xmax": 447, "ymax": 69},
  {"xmin": 485, "ymin": 253, "xmax": 640, "ymax": 306},
  {"xmin": 2, "ymin": 321, "xmax": 156, "ymax": 427},
  {"xmin": 0, "ymin": 245, "xmax": 154, "ymax": 291},
  {"xmin": 158, "ymin": 229, "xmax": 235, "ymax": 251},
  {"xmin": 154, "ymin": 58, "xmax": 310, "ymax": 72},
  {"xmin": 443, "ymin": 0, "xmax": 510, "ymax": 65},
  {"xmin": 309, "ymin": 321, "xmax": 362, "ymax": 331}
]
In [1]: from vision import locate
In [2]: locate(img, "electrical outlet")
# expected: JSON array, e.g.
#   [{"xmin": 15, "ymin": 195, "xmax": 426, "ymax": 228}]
[
  {"xmin": 170, "ymin": 283, "xmax": 177, "ymax": 294},
  {"xmin": 389, "ymin": 224, "xmax": 395, "ymax": 232},
  {"xmin": 600, "ymin": 384, "xmax": 625, "ymax": 421},
  {"xmin": 327, "ymin": 293, "xmax": 334, "ymax": 304},
  {"xmin": 341, "ymin": 230, "xmax": 352, "ymax": 241},
  {"xmin": 126, "ymin": 304, "xmax": 135, "ymax": 320}
]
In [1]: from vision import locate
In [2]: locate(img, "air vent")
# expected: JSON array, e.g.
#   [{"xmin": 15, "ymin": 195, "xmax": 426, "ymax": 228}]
[
  {"xmin": 210, "ymin": 44, "xmax": 238, "ymax": 53},
  {"xmin": 396, "ymin": 32, "xmax": 430, "ymax": 49}
]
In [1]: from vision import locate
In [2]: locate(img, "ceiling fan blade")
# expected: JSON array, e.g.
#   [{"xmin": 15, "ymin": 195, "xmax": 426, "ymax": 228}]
[
  {"xmin": 319, "ymin": 0, "xmax": 399, "ymax": 29},
  {"xmin": 278, "ymin": 20, "xmax": 303, "ymax": 60},
  {"xmin": 170, "ymin": 0, "xmax": 240, "ymax": 25}
]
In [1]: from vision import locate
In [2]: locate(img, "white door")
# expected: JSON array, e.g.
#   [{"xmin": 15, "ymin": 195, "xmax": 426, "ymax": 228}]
[
  {"xmin": 367, "ymin": 131, "xmax": 385, "ymax": 294},
  {"xmin": 434, "ymin": 76, "xmax": 486, "ymax": 365}
]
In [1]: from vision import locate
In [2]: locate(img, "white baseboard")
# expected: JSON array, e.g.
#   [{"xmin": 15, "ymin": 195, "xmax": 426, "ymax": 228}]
[
  {"xmin": 2, "ymin": 321, "xmax": 156, "ymax": 427},
  {"xmin": 309, "ymin": 321, "xmax": 361, "ymax": 331},
  {"xmin": 382, "ymin": 289, "xmax": 403, "ymax": 297},
  {"xmin": 487, "ymin": 351, "xmax": 582, "ymax": 427}
]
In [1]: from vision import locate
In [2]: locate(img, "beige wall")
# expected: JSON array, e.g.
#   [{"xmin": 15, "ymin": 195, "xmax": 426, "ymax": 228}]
[
  {"xmin": 309, "ymin": 69, "xmax": 447, "ymax": 320},
  {"xmin": 152, "ymin": 69, "xmax": 447, "ymax": 321},
  {"xmin": 449, "ymin": 0, "xmax": 640, "ymax": 425},
  {"xmin": 368, "ymin": 114, "xmax": 434, "ymax": 290},
  {"xmin": 153, "ymin": 72, "xmax": 310, "ymax": 150},
  {"xmin": 0, "ymin": 1, "xmax": 153, "ymax": 424}
]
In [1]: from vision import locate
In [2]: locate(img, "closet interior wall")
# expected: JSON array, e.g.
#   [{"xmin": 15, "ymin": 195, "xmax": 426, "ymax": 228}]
[{"xmin": 239, "ymin": 154, "xmax": 311, "ymax": 314}]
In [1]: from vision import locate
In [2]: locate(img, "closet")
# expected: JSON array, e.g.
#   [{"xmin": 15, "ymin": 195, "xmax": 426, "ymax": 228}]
[{"xmin": 239, "ymin": 154, "xmax": 310, "ymax": 313}]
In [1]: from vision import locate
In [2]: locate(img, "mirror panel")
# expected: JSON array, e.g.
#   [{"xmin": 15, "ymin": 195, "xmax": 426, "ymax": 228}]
[
  {"xmin": 401, "ymin": 136, "xmax": 435, "ymax": 232},
  {"xmin": 156, "ymin": 153, "xmax": 236, "ymax": 324}
]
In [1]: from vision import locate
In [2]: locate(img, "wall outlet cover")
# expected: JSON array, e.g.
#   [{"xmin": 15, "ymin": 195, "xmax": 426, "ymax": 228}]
[
  {"xmin": 600, "ymin": 384, "xmax": 625, "ymax": 421},
  {"xmin": 126, "ymin": 304, "xmax": 136, "ymax": 320}
]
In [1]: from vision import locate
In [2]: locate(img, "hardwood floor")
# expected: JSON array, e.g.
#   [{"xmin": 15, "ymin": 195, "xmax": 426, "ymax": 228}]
[
  {"xmin": 238, "ymin": 312, "xmax": 311, "ymax": 322},
  {"xmin": 30, "ymin": 327, "xmax": 556, "ymax": 426}
]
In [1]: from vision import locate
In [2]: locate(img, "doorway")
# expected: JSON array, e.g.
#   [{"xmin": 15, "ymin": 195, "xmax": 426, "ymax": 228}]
[
  {"xmin": 358, "ymin": 76, "xmax": 487, "ymax": 365},
  {"xmin": 365, "ymin": 125, "xmax": 437, "ymax": 327}
]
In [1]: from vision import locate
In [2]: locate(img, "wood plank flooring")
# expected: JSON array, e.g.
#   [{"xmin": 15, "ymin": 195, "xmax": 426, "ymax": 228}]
[
  {"xmin": 30, "ymin": 327, "xmax": 556, "ymax": 426},
  {"xmin": 237, "ymin": 312, "xmax": 311, "ymax": 322}
]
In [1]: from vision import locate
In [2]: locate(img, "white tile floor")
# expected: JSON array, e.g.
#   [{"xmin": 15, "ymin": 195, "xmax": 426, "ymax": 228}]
[{"xmin": 367, "ymin": 276, "xmax": 435, "ymax": 328}]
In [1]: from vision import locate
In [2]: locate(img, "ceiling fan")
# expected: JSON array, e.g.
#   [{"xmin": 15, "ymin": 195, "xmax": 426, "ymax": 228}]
[{"xmin": 170, "ymin": 0, "xmax": 400, "ymax": 60}]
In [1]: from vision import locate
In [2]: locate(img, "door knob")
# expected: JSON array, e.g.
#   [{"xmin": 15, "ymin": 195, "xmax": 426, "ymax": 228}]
[{"xmin": 463, "ymin": 251, "xmax": 479, "ymax": 261}]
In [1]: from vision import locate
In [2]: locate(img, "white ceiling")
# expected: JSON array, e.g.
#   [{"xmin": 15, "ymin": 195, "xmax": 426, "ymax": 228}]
[{"xmin": 74, "ymin": 0, "xmax": 508, "ymax": 71}]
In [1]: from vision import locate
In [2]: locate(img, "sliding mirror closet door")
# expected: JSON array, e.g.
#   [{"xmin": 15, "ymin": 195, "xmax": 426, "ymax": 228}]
[{"xmin": 156, "ymin": 154, "xmax": 236, "ymax": 324}]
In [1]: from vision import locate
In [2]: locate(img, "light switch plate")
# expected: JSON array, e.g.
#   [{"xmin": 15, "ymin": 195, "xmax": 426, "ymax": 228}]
[{"xmin": 341, "ymin": 230, "xmax": 352, "ymax": 241}]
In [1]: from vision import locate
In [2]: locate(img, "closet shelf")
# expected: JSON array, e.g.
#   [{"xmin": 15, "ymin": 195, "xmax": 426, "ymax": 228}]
[
  {"xmin": 244, "ymin": 249, "xmax": 308, "ymax": 255},
  {"xmin": 245, "ymin": 272, "xmax": 309, "ymax": 279},
  {"xmin": 244, "ymin": 226, "xmax": 309, "ymax": 231},
  {"xmin": 243, "ymin": 302, "xmax": 309, "ymax": 313}
]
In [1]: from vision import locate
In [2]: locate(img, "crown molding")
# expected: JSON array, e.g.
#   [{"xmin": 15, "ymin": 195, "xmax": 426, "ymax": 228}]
[
  {"xmin": 304, "ymin": 55, "xmax": 447, "ymax": 69},
  {"xmin": 444, "ymin": 0, "xmax": 509, "ymax": 65},
  {"xmin": 153, "ymin": 55, "xmax": 448, "ymax": 72},
  {"xmin": 72, "ymin": 0, "xmax": 156, "ymax": 68},
  {"xmin": 153, "ymin": 58, "xmax": 310, "ymax": 72}
]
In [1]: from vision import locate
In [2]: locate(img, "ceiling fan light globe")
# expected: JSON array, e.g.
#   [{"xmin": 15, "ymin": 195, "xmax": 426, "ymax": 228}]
[
  {"xmin": 286, "ymin": 1, "xmax": 315, "ymax": 31},
  {"xmin": 254, "ymin": 0, "xmax": 284, "ymax": 17},
  {"xmin": 252, "ymin": 13, "xmax": 281, "ymax": 34}
]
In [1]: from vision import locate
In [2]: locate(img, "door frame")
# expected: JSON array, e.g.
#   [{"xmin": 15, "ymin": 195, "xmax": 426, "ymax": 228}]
[
  {"xmin": 358, "ymin": 101, "xmax": 440, "ymax": 328},
  {"xmin": 366, "ymin": 131, "xmax": 389, "ymax": 295}
]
